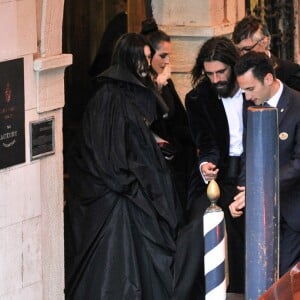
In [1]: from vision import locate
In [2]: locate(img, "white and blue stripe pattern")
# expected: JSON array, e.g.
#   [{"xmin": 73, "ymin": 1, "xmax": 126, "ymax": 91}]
[{"xmin": 203, "ymin": 209, "xmax": 226, "ymax": 300}]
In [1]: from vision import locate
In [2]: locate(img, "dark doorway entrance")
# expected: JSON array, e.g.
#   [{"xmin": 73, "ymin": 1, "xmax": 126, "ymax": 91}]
[
  {"xmin": 62, "ymin": 0, "xmax": 147, "ymax": 172},
  {"xmin": 61, "ymin": 0, "xmax": 149, "ymax": 200},
  {"xmin": 62, "ymin": 0, "xmax": 148, "ymax": 286}
]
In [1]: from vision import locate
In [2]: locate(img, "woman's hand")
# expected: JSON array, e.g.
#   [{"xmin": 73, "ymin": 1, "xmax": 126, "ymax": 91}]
[{"xmin": 156, "ymin": 64, "xmax": 171, "ymax": 89}]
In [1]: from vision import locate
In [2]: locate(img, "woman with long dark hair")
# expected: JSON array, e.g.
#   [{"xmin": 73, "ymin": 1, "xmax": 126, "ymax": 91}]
[
  {"xmin": 141, "ymin": 18, "xmax": 196, "ymax": 212},
  {"xmin": 65, "ymin": 33, "xmax": 180, "ymax": 299}
]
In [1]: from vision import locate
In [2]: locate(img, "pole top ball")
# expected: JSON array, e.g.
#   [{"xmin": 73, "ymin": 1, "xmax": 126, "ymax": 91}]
[{"xmin": 207, "ymin": 179, "xmax": 220, "ymax": 202}]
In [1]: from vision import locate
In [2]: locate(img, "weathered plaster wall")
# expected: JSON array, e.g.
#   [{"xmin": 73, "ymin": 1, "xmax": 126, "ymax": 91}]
[{"xmin": 0, "ymin": 0, "xmax": 70, "ymax": 299}]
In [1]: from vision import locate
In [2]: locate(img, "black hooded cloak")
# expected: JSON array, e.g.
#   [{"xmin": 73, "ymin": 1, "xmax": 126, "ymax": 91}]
[{"xmin": 65, "ymin": 65, "xmax": 179, "ymax": 300}]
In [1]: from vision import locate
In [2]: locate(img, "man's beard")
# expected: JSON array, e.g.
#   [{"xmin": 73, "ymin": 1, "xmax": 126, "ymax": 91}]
[{"xmin": 212, "ymin": 72, "xmax": 237, "ymax": 98}]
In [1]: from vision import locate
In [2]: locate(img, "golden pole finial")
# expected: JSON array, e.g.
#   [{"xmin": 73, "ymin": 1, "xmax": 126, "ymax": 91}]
[{"xmin": 206, "ymin": 179, "xmax": 221, "ymax": 212}]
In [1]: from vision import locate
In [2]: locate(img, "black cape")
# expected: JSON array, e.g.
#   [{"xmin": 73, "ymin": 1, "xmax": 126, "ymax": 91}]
[{"xmin": 65, "ymin": 66, "xmax": 179, "ymax": 299}]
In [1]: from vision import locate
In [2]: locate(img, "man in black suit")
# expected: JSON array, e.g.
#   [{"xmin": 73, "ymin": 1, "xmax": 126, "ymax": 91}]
[
  {"xmin": 230, "ymin": 51, "xmax": 300, "ymax": 277},
  {"xmin": 232, "ymin": 15, "xmax": 300, "ymax": 91},
  {"xmin": 182, "ymin": 36, "xmax": 250, "ymax": 297}
]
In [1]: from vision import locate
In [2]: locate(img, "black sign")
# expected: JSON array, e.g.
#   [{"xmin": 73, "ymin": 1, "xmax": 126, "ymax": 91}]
[
  {"xmin": 30, "ymin": 118, "xmax": 55, "ymax": 160},
  {"xmin": 0, "ymin": 58, "xmax": 25, "ymax": 169}
]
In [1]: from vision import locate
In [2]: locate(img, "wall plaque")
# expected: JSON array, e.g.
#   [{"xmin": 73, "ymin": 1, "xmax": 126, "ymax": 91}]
[
  {"xmin": 0, "ymin": 58, "xmax": 25, "ymax": 169},
  {"xmin": 30, "ymin": 118, "xmax": 55, "ymax": 160}
]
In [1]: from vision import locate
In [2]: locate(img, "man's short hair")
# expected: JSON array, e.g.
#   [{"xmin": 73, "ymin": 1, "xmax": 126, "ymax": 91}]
[
  {"xmin": 234, "ymin": 51, "xmax": 275, "ymax": 82},
  {"xmin": 232, "ymin": 15, "xmax": 270, "ymax": 44}
]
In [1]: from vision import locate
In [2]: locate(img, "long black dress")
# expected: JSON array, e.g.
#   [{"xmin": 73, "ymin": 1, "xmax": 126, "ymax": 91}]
[{"xmin": 65, "ymin": 66, "xmax": 179, "ymax": 299}]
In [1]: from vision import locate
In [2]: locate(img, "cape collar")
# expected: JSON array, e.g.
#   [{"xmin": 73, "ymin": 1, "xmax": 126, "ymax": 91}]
[{"xmin": 97, "ymin": 65, "xmax": 147, "ymax": 87}]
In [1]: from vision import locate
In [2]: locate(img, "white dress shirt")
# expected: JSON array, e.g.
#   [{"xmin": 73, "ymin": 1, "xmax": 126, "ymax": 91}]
[
  {"xmin": 221, "ymin": 88, "xmax": 244, "ymax": 156},
  {"xmin": 265, "ymin": 80, "xmax": 283, "ymax": 107}
]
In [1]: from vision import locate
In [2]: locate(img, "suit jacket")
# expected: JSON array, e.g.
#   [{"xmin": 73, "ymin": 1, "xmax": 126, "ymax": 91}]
[
  {"xmin": 276, "ymin": 85, "xmax": 300, "ymax": 231},
  {"xmin": 273, "ymin": 55, "xmax": 300, "ymax": 92},
  {"xmin": 185, "ymin": 78, "xmax": 250, "ymax": 185}
]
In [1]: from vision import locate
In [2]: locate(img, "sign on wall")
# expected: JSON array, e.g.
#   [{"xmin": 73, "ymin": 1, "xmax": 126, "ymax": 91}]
[
  {"xmin": 30, "ymin": 117, "xmax": 55, "ymax": 160},
  {"xmin": 0, "ymin": 58, "xmax": 25, "ymax": 169}
]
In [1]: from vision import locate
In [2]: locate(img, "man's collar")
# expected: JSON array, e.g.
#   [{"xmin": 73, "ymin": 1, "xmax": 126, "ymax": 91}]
[{"xmin": 266, "ymin": 79, "xmax": 283, "ymax": 107}]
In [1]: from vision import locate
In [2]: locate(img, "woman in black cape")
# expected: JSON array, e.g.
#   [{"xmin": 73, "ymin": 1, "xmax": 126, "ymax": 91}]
[{"xmin": 65, "ymin": 33, "xmax": 180, "ymax": 300}]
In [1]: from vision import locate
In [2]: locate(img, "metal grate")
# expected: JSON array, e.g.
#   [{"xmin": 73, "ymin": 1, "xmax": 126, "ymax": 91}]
[{"xmin": 246, "ymin": 0, "xmax": 295, "ymax": 61}]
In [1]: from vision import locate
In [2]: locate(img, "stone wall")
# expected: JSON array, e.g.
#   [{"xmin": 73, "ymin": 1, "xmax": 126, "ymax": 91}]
[
  {"xmin": 0, "ymin": 0, "xmax": 70, "ymax": 299},
  {"xmin": 152, "ymin": 0, "xmax": 245, "ymax": 102}
]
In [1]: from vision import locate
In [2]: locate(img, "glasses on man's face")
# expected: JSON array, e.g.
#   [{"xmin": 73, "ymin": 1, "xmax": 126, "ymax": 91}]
[{"xmin": 238, "ymin": 37, "xmax": 264, "ymax": 53}]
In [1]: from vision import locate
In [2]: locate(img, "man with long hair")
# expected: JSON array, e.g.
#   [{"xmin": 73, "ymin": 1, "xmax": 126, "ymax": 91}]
[{"xmin": 184, "ymin": 36, "xmax": 251, "ymax": 297}]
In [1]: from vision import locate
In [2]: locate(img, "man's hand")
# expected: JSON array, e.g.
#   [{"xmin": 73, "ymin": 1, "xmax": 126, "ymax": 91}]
[
  {"xmin": 201, "ymin": 162, "xmax": 219, "ymax": 182},
  {"xmin": 229, "ymin": 186, "xmax": 245, "ymax": 218}
]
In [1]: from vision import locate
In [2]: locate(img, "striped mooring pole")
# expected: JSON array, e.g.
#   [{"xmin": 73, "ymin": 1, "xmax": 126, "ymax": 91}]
[{"xmin": 203, "ymin": 179, "xmax": 226, "ymax": 300}]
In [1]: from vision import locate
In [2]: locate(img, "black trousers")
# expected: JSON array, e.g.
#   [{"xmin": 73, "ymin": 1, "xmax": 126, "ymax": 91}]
[
  {"xmin": 280, "ymin": 217, "xmax": 300, "ymax": 277},
  {"xmin": 218, "ymin": 182, "xmax": 245, "ymax": 293}
]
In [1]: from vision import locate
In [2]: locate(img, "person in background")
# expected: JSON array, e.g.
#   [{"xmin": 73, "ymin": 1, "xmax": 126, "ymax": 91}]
[
  {"xmin": 232, "ymin": 15, "xmax": 300, "ymax": 91},
  {"xmin": 89, "ymin": 0, "xmax": 127, "ymax": 78},
  {"xmin": 180, "ymin": 36, "xmax": 252, "ymax": 298},
  {"xmin": 65, "ymin": 33, "xmax": 180, "ymax": 299},
  {"xmin": 230, "ymin": 51, "xmax": 300, "ymax": 277},
  {"xmin": 141, "ymin": 18, "xmax": 196, "ymax": 212}
]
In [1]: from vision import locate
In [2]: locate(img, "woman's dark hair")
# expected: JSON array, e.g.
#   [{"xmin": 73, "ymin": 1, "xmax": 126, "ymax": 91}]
[
  {"xmin": 140, "ymin": 18, "xmax": 171, "ymax": 79},
  {"xmin": 140, "ymin": 18, "xmax": 170, "ymax": 51},
  {"xmin": 191, "ymin": 36, "xmax": 239, "ymax": 87},
  {"xmin": 111, "ymin": 32, "xmax": 154, "ymax": 79}
]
